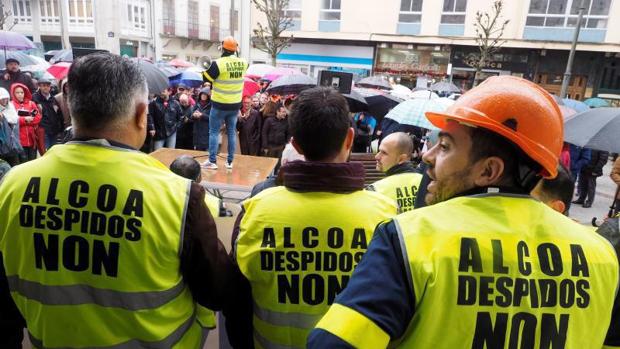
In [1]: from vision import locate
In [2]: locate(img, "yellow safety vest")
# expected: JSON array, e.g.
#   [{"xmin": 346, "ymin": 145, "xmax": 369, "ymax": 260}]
[
  {"xmin": 316, "ymin": 194, "xmax": 620, "ymax": 348},
  {"xmin": 368, "ymin": 172, "xmax": 422, "ymax": 213},
  {"xmin": 0, "ymin": 141, "xmax": 206, "ymax": 348},
  {"xmin": 205, "ymin": 193, "xmax": 221, "ymax": 218},
  {"xmin": 204, "ymin": 55, "xmax": 247, "ymax": 105},
  {"xmin": 236, "ymin": 186, "xmax": 397, "ymax": 349}
]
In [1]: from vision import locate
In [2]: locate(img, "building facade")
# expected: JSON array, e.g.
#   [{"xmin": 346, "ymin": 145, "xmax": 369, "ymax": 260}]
[
  {"xmin": 250, "ymin": 0, "xmax": 620, "ymax": 100},
  {"xmin": 7, "ymin": 0, "xmax": 241, "ymax": 63}
]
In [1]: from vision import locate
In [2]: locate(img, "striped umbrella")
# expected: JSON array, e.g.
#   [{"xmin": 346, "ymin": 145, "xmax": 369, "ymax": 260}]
[{"xmin": 384, "ymin": 98, "xmax": 454, "ymax": 130}]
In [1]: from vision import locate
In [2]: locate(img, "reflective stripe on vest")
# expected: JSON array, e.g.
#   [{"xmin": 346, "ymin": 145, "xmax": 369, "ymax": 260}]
[
  {"xmin": 391, "ymin": 194, "xmax": 619, "ymax": 348},
  {"xmin": 0, "ymin": 142, "xmax": 204, "ymax": 348},
  {"xmin": 236, "ymin": 186, "xmax": 397, "ymax": 348},
  {"xmin": 369, "ymin": 172, "xmax": 422, "ymax": 213},
  {"xmin": 210, "ymin": 56, "xmax": 247, "ymax": 104}
]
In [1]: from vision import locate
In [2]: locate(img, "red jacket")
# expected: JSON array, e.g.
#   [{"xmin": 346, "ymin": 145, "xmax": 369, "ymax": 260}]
[{"xmin": 11, "ymin": 83, "xmax": 41, "ymax": 147}]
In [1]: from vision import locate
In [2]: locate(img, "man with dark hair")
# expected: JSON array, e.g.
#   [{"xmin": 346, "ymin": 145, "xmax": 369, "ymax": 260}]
[
  {"xmin": 309, "ymin": 76, "xmax": 620, "ymax": 348},
  {"xmin": 224, "ymin": 86, "xmax": 397, "ymax": 348},
  {"xmin": 0, "ymin": 58, "xmax": 35, "ymax": 93},
  {"xmin": 202, "ymin": 36, "xmax": 248, "ymax": 170},
  {"xmin": 368, "ymin": 132, "xmax": 422, "ymax": 212},
  {"xmin": 0, "ymin": 53, "xmax": 232, "ymax": 347},
  {"xmin": 170, "ymin": 155, "xmax": 224, "ymax": 218},
  {"xmin": 531, "ymin": 164, "xmax": 575, "ymax": 215},
  {"xmin": 32, "ymin": 78, "xmax": 64, "ymax": 149}
]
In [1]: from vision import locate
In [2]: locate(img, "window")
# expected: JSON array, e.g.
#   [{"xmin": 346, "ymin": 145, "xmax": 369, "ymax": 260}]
[
  {"xmin": 210, "ymin": 5, "xmax": 220, "ymax": 41},
  {"xmin": 126, "ymin": 1, "xmax": 147, "ymax": 32},
  {"xmin": 162, "ymin": 0, "xmax": 174, "ymax": 34},
  {"xmin": 399, "ymin": 0, "xmax": 423, "ymax": 23},
  {"xmin": 231, "ymin": 9, "xmax": 239, "ymax": 32},
  {"xmin": 526, "ymin": 0, "xmax": 611, "ymax": 29},
  {"xmin": 39, "ymin": 0, "xmax": 60, "ymax": 24},
  {"xmin": 68, "ymin": 0, "xmax": 93, "ymax": 24},
  {"xmin": 284, "ymin": 0, "xmax": 302, "ymax": 19},
  {"xmin": 320, "ymin": 0, "xmax": 341, "ymax": 21},
  {"xmin": 441, "ymin": 0, "xmax": 467, "ymax": 24},
  {"xmin": 12, "ymin": 0, "xmax": 32, "ymax": 23},
  {"xmin": 188, "ymin": 0, "xmax": 199, "ymax": 38}
]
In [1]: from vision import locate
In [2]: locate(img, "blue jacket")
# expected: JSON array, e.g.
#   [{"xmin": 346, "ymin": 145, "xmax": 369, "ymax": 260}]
[{"xmin": 569, "ymin": 144, "xmax": 591, "ymax": 179}]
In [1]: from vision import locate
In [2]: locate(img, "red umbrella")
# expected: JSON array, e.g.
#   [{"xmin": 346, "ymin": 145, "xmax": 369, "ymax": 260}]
[
  {"xmin": 47, "ymin": 62, "xmax": 72, "ymax": 80},
  {"xmin": 243, "ymin": 77, "xmax": 260, "ymax": 97},
  {"xmin": 169, "ymin": 58, "xmax": 194, "ymax": 68}
]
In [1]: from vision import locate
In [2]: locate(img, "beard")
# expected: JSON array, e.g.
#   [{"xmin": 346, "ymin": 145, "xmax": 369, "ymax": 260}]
[{"xmin": 425, "ymin": 166, "xmax": 475, "ymax": 205}]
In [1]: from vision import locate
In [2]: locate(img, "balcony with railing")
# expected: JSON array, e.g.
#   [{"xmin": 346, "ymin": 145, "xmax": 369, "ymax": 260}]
[{"xmin": 159, "ymin": 19, "xmax": 229, "ymax": 43}]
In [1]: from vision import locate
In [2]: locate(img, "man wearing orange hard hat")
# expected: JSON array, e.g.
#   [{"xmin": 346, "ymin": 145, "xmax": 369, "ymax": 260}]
[
  {"xmin": 202, "ymin": 36, "xmax": 247, "ymax": 170},
  {"xmin": 308, "ymin": 76, "xmax": 620, "ymax": 348}
]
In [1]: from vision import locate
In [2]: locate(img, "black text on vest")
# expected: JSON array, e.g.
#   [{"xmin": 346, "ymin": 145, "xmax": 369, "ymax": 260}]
[
  {"xmin": 259, "ymin": 226, "xmax": 368, "ymax": 305},
  {"xmin": 20, "ymin": 177, "xmax": 146, "ymax": 277},
  {"xmin": 225, "ymin": 61, "xmax": 244, "ymax": 79},
  {"xmin": 396, "ymin": 185, "xmax": 417, "ymax": 212},
  {"xmin": 456, "ymin": 237, "xmax": 591, "ymax": 348}
]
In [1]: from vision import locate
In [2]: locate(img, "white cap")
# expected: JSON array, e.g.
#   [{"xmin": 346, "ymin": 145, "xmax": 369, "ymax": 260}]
[{"xmin": 0, "ymin": 88, "xmax": 9, "ymax": 100}]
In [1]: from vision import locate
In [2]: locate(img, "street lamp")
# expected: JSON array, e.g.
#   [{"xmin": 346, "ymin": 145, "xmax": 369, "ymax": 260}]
[{"xmin": 559, "ymin": 0, "xmax": 586, "ymax": 99}]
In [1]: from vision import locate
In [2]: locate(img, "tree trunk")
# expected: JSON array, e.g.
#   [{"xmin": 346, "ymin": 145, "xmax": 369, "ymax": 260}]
[
  {"xmin": 473, "ymin": 67, "xmax": 483, "ymax": 87},
  {"xmin": 271, "ymin": 54, "xmax": 277, "ymax": 67}
]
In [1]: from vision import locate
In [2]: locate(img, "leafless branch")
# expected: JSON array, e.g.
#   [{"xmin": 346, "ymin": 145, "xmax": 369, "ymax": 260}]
[
  {"xmin": 252, "ymin": 0, "xmax": 294, "ymax": 65},
  {"xmin": 472, "ymin": 0, "xmax": 510, "ymax": 86}
]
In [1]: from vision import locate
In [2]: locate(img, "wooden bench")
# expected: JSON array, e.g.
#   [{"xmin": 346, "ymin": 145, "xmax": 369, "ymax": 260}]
[{"xmin": 350, "ymin": 152, "xmax": 385, "ymax": 186}]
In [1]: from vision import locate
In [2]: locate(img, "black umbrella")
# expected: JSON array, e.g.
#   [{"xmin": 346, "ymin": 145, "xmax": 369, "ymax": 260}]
[
  {"xmin": 564, "ymin": 107, "xmax": 620, "ymax": 152},
  {"xmin": 357, "ymin": 76, "xmax": 392, "ymax": 90},
  {"xmin": 135, "ymin": 59, "xmax": 169, "ymax": 94},
  {"xmin": 355, "ymin": 87, "xmax": 403, "ymax": 118},
  {"xmin": 266, "ymin": 73, "xmax": 315, "ymax": 95},
  {"xmin": 343, "ymin": 90, "xmax": 368, "ymax": 112}
]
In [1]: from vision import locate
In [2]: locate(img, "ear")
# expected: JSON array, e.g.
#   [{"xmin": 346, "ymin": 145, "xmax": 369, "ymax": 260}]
[
  {"xmin": 134, "ymin": 102, "xmax": 148, "ymax": 130},
  {"xmin": 343, "ymin": 127, "xmax": 354, "ymax": 152},
  {"xmin": 549, "ymin": 200, "xmax": 566, "ymax": 214},
  {"xmin": 398, "ymin": 153, "xmax": 409, "ymax": 164},
  {"xmin": 291, "ymin": 137, "xmax": 304, "ymax": 155},
  {"xmin": 473, "ymin": 156, "xmax": 505, "ymax": 187}
]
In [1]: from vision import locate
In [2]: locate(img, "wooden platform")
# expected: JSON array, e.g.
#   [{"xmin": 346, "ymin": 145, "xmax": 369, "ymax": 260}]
[
  {"xmin": 150, "ymin": 148, "xmax": 278, "ymax": 193},
  {"xmin": 350, "ymin": 152, "xmax": 385, "ymax": 186}
]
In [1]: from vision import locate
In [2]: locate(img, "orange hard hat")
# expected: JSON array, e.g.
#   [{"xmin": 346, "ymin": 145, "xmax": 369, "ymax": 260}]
[
  {"xmin": 222, "ymin": 36, "xmax": 238, "ymax": 52},
  {"xmin": 425, "ymin": 76, "xmax": 563, "ymax": 178}
]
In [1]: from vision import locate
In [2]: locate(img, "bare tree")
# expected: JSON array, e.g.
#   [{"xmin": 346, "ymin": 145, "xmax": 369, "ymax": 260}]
[
  {"xmin": 0, "ymin": 2, "xmax": 16, "ymax": 30},
  {"xmin": 472, "ymin": 0, "xmax": 509, "ymax": 87},
  {"xmin": 252, "ymin": 0, "xmax": 294, "ymax": 66}
]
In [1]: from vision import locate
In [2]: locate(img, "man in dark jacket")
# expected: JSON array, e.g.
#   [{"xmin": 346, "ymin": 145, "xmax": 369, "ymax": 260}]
[
  {"xmin": 574, "ymin": 148, "xmax": 609, "ymax": 208},
  {"xmin": 237, "ymin": 95, "xmax": 261, "ymax": 156},
  {"xmin": 149, "ymin": 88, "xmax": 182, "ymax": 149},
  {"xmin": 261, "ymin": 103, "xmax": 289, "ymax": 158},
  {"xmin": 569, "ymin": 144, "xmax": 591, "ymax": 182},
  {"xmin": 175, "ymin": 94, "xmax": 194, "ymax": 150},
  {"xmin": 191, "ymin": 88, "xmax": 211, "ymax": 151},
  {"xmin": 0, "ymin": 58, "xmax": 35, "ymax": 93},
  {"xmin": 32, "ymin": 78, "xmax": 64, "ymax": 149}
]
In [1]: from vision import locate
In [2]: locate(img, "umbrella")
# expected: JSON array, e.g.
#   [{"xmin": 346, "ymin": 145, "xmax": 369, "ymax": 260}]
[
  {"xmin": 156, "ymin": 63, "xmax": 181, "ymax": 78},
  {"xmin": 244, "ymin": 77, "xmax": 260, "ymax": 97},
  {"xmin": 411, "ymin": 90, "xmax": 439, "ymax": 100},
  {"xmin": 0, "ymin": 51, "xmax": 38, "ymax": 68},
  {"xmin": 266, "ymin": 73, "xmax": 315, "ymax": 95},
  {"xmin": 390, "ymin": 84, "xmax": 413, "ymax": 100},
  {"xmin": 384, "ymin": 98, "xmax": 454, "ymax": 130},
  {"xmin": 551, "ymin": 94, "xmax": 565, "ymax": 106},
  {"xmin": 430, "ymin": 81, "xmax": 461, "ymax": 94},
  {"xmin": 246, "ymin": 64, "xmax": 275, "ymax": 79},
  {"xmin": 169, "ymin": 58, "xmax": 194, "ymax": 68},
  {"xmin": 0, "ymin": 31, "xmax": 36, "ymax": 53},
  {"xmin": 562, "ymin": 98, "xmax": 589, "ymax": 113},
  {"xmin": 559, "ymin": 105, "xmax": 577, "ymax": 122},
  {"xmin": 564, "ymin": 108, "xmax": 620, "ymax": 152},
  {"xmin": 134, "ymin": 60, "xmax": 169, "ymax": 94},
  {"xmin": 584, "ymin": 97, "xmax": 610, "ymax": 108},
  {"xmin": 343, "ymin": 90, "xmax": 368, "ymax": 113},
  {"xmin": 46, "ymin": 62, "xmax": 72, "ymax": 80},
  {"xmin": 357, "ymin": 76, "xmax": 392, "ymax": 90},
  {"xmin": 263, "ymin": 67, "xmax": 301, "ymax": 82},
  {"xmin": 355, "ymin": 87, "xmax": 403, "ymax": 118},
  {"xmin": 49, "ymin": 49, "xmax": 73, "ymax": 63},
  {"xmin": 169, "ymin": 70, "xmax": 203, "ymax": 88}
]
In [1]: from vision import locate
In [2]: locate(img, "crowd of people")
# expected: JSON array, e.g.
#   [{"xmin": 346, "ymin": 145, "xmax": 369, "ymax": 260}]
[{"xmin": 0, "ymin": 51, "xmax": 619, "ymax": 349}]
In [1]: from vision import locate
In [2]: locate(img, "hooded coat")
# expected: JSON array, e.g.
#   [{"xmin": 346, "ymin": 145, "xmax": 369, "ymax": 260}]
[
  {"xmin": 11, "ymin": 83, "xmax": 41, "ymax": 148},
  {"xmin": 191, "ymin": 88, "xmax": 212, "ymax": 149},
  {"xmin": 55, "ymin": 79, "xmax": 71, "ymax": 128}
]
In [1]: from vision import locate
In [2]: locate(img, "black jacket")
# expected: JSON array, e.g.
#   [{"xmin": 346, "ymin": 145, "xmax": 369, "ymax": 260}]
[
  {"xmin": 0, "ymin": 70, "xmax": 35, "ymax": 94},
  {"xmin": 191, "ymin": 90, "xmax": 212, "ymax": 149},
  {"xmin": 584, "ymin": 149, "xmax": 610, "ymax": 177},
  {"xmin": 261, "ymin": 116, "xmax": 289, "ymax": 150},
  {"xmin": 32, "ymin": 91, "xmax": 64, "ymax": 135},
  {"xmin": 149, "ymin": 97, "xmax": 183, "ymax": 140}
]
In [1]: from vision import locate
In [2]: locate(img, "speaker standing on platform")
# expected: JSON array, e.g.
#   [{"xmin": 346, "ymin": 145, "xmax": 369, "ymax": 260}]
[{"xmin": 201, "ymin": 36, "xmax": 248, "ymax": 170}]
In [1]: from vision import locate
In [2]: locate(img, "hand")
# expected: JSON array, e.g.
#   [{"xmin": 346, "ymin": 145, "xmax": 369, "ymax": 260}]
[
  {"xmin": 3, "ymin": 73, "xmax": 9, "ymax": 80},
  {"xmin": 149, "ymin": 130, "xmax": 155, "ymax": 137},
  {"xmin": 192, "ymin": 111, "xmax": 201, "ymax": 118},
  {"xmin": 25, "ymin": 116, "xmax": 33, "ymax": 123}
]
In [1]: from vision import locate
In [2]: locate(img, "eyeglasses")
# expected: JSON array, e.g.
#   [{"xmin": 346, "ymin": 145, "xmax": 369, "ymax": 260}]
[{"xmin": 177, "ymin": 88, "xmax": 185, "ymax": 91}]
